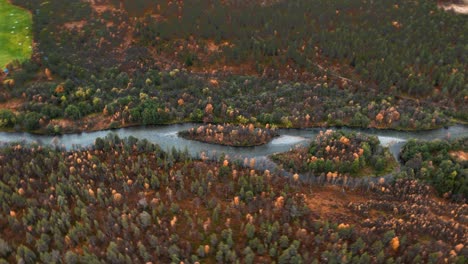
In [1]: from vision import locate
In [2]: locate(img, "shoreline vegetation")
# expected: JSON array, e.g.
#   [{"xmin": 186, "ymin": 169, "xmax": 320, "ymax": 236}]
[
  {"xmin": 178, "ymin": 123, "xmax": 279, "ymax": 147},
  {"xmin": 0, "ymin": 114, "xmax": 461, "ymax": 136},
  {"xmin": 271, "ymin": 130, "xmax": 398, "ymax": 178}
]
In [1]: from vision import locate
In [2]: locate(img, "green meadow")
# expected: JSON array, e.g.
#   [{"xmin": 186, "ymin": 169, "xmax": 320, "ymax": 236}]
[{"xmin": 0, "ymin": 0, "xmax": 32, "ymax": 67}]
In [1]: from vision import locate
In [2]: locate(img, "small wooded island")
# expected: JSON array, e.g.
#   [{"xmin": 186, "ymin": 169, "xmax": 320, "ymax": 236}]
[
  {"xmin": 178, "ymin": 123, "xmax": 279, "ymax": 147},
  {"xmin": 272, "ymin": 130, "xmax": 397, "ymax": 177}
]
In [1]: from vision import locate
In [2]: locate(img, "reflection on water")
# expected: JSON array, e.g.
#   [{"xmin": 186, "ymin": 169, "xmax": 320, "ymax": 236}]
[
  {"xmin": 0, "ymin": 124, "xmax": 466, "ymax": 166},
  {"xmin": 270, "ymin": 135, "xmax": 308, "ymax": 145}
]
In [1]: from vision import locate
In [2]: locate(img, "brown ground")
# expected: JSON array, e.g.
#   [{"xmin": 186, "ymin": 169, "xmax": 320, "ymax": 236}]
[
  {"xmin": 63, "ymin": 20, "xmax": 87, "ymax": 30},
  {"xmin": 304, "ymin": 185, "xmax": 369, "ymax": 225},
  {"xmin": 0, "ymin": 98, "xmax": 24, "ymax": 112},
  {"xmin": 85, "ymin": 0, "xmax": 118, "ymax": 14}
]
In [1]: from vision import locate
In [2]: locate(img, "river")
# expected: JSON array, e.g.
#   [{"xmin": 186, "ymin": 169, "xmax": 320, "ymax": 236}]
[{"xmin": 0, "ymin": 124, "xmax": 466, "ymax": 171}]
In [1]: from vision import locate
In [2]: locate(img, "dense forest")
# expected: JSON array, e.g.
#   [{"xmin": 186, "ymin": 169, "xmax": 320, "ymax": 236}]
[
  {"xmin": 0, "ymin": 135, "xmax": 467, "ymax": 263},
  {"xmin": 0, "ymin": 0, "xmax": 467, "ymax": 263},
  {"xmin": 271, "ymin": 130, "xmax": 397, "ymax": 177},
  {"xmin": 400, "ymin": 137, "xmax": 468, "ymax": 201},
  {"xmin": 0, "ymin": 0, "xmax": 465, "ymax": 133}
]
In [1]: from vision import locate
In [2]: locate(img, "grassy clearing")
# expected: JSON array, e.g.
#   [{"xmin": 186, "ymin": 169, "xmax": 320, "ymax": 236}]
[{"xmin": 0, "ymin": 0, "xmax": 32, "ymax": 67}]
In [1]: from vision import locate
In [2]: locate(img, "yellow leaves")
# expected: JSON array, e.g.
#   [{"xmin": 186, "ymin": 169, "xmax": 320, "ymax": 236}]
[
  {"xmin": 338, "ymin": 223, "xmax": 350, "ymax": 229},
  {"xmin": 177, "ymin": 98, "xmax": 184, "ymax": 106},
  {"xmin": 390, "ymin": 237, "xmax": 400, "ymax": 251},
  {"xmin": 2, "ymin": 79, "xmax": 15, "ymax": 87}
]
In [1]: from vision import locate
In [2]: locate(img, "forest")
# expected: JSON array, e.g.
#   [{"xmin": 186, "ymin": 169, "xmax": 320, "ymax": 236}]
[
  {"xmin": 0, "ymin": 0, "xmax": 465, "ymax": 133},
  {"xmin": 0, "ymin": 135, "xmax": 467, "ymax": 263},
  {"xmin": 399, "ymin": 137, "xmax": 468, "ymax": 201},
  {"xmin": 178, "ymin": 123, "xmax": 279, "ymax": 147},
  {"xmin": 271, "ymin": 130, "xmax": 397, "ymax": 177},
  {"xmin": 0, "ymin": 0, "xmax": 467, "ymax": 263}
]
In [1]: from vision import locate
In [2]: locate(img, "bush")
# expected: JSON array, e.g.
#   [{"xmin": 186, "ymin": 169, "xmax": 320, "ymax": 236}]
[
  {"xmin": 64, "ymin": 105, "xmax": 82, "ymax": 120},
  {"xmin": 0, "ymin": 109, "xmax": 16, "ymax": 128},
  {"xmin": 23, "ymin": 112, "xmax": 42, "ymax": 131}
]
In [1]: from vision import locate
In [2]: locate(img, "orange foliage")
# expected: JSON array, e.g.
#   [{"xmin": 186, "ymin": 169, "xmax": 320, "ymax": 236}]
[
  {"xmin": 45, "ymin": 68, "xmax": 53, "ymax": 80},
  {"xmin": 376, "ymin": 113, "xmax": 384, "ymax": 122},
  {"xmin": 205, "ymin": 103, "xmax": 213, "ymax": 114},
  {"xmin": 339, "ymin": 136, "xmax": 350, "ymax": 145},
  {"xmin": 209, "ymin": 79, "xmax": 219, "ymax": 86},
  {"xmin": 390, "ymin": 237, "xmax": 400, "ymax": 251},
  {"xmin": 55, "ymin": 85, "xmax": 65, "ymax": 93}
]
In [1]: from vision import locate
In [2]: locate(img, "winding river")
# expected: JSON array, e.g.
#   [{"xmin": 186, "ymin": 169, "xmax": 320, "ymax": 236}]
[{"xmin": 0, "ymin": 124, "xmax": 466, "ymax": 173}]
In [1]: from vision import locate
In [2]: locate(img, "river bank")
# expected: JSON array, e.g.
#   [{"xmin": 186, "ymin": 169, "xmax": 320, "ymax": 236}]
[{"xmin": 0, "ymin": 123, "xmax": 465, "ymax": 168}]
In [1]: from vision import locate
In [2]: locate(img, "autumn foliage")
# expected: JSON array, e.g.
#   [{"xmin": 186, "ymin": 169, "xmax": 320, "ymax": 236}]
[
  {"xmin": 272, "ymin": 130, "xmax": 396, "ymax": 176},
  {"xmin": 179, "ymin": 123, "xmax": 278, "ymax": 147}
]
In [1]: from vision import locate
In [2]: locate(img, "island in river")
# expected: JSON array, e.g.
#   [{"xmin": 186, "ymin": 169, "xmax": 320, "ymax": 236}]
[{"xmin": 178, "ymin": 123, "xmax": 279, "ymax": 147}]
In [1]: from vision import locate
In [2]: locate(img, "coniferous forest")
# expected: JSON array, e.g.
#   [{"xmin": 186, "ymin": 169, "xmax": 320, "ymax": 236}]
[
  {"xmin": 0, "ymin": 0, "xmax": 467, "ymax": 263},
  {"xmin": 0, "ymin": 0, "xmax": 465, "ymax": 133},
  {"xmin": 0, "ymin": 136, "xmax": 467, "ymax": 263}
]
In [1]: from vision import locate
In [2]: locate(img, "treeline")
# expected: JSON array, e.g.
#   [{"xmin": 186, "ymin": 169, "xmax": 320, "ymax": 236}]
[
  {"xmin": 399, "ymin": 137, "xmax": 467, "ymax": 201},
  {"xmin": 1, "ymin": 66, "xmax": 450, "ymax": 132},
  {"xmin": 0, "ymin": 135, "xmax": 466, "ymax": 263}
]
